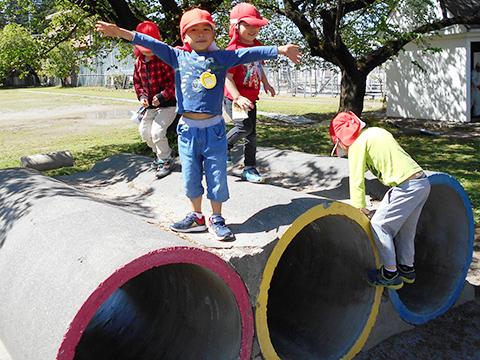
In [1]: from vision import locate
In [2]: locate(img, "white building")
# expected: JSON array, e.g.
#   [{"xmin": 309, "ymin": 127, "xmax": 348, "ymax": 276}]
[{"xmin": 386, "ymin": 0, "xmax": 480, "ymax": 122}]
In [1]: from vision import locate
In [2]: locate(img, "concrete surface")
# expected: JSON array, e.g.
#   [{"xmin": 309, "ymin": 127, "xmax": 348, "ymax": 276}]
[
  {"xmin": 58, "ymin": 152, "xmax": 382, "ymax": 360},
  {"xmin": 0, "ymin": 147, "xmax": 474, "ymax": 360}
]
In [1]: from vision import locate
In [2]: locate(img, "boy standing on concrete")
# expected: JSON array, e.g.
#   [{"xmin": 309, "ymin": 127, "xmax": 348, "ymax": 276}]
[
  {"xmin": 133, "ymin": 21, "xmax": 177, "ymax": 179},
  {"xmin": 95, "ymin": 8, "xmax": 301, "ymax": 241},
  {"xmin": 329, "ymin": 111, "xmax": 430, "ymax": 289},
  {"xmin": 224, "ymin": 3, "xmax": 275, "ymax": 183}
]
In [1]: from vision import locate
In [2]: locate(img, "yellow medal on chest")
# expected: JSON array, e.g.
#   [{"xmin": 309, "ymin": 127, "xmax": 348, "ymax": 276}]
[{"xmin": 200, "ymin": 70, "xmax": 216, "ymax": 89}]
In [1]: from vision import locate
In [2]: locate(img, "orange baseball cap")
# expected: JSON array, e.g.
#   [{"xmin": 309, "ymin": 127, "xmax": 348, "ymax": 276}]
[
  {"xmin": 229, "ymin": 3, "xmax": 268, "ymax": 38},
  {"xmin": 135, "ymin": 21, "xmax": 161, "ymax": 53},
  {"xmin": 329, "ymin": 111, "xmax": 366, "ymax": 156},
  {"xmin": 180, "ymin": 8, "xmax": 216, "ymax": 36}
]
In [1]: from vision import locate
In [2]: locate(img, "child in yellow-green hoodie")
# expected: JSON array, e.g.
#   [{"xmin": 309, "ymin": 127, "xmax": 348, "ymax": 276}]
[{"xmin": 329, "ymin": 111, "xmax": 431, "ymax": 290}]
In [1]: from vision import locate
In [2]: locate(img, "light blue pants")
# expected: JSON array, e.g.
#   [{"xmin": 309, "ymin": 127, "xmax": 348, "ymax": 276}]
[
  {"xmin": 177, "ymin": 115, "xmax": 229, "ymax": 203},
  {"xmin": 370, "ymin": 174, "xmax": 431, "ymax": 267}
]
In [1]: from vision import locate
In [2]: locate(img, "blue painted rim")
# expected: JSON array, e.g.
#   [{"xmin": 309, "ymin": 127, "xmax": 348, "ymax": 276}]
[{"xmin": 388, "ymin": 172, "xmax": 474, "ymax": 325}]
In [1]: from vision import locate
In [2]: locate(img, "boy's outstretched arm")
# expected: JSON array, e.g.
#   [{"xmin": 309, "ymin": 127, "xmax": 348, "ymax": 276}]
[
  {"xmin": 277, "ymin": 45, "xmax": 302, "ymax": 64},
  {"xmin": 95, "ymin": 21, "xmax": 134, "ymax": 42}
]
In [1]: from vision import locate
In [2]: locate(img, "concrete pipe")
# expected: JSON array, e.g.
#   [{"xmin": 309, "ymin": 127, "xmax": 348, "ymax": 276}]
[
  {"xmin": 0, "ymin": 168, "xmax": 253, "ymax": 360},
  {"xmin": 387, "ymin": 172, "xmax": 475, "ymax": 325},
  {"xmin": 20, "ymin": 150, "xmax": 74, "ymax": 171},
  {"xmin": 255, "ymin": 202, "xmax": 382, "ymax": 360},
  {"xmin": 58, "ymin": 153, "xmax": 382, "ymax": 360}
]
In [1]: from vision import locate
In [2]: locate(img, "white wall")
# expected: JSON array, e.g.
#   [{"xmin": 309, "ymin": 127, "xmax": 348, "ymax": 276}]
[{"xmin": 386, "ymin": 33, "xmax": 468, "ymax": 122}]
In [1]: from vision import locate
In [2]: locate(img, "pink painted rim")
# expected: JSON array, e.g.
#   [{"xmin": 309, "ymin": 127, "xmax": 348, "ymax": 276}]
[{"xmin": 56, "ymin": 246, "xmax": 253, "ymax": 359}]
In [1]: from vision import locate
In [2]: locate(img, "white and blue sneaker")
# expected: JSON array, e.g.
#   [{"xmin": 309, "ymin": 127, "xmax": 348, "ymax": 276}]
[
  {"xmin": 208, "ymin": 215, "xmax": 234, "ymax": 241},
  {"xmin": 227, "ymin": 150, "xmax": 233, "ymax": 167},
  {"xmin": 241, "ymin": 168, "xmax": 265, "ymax": 183}
]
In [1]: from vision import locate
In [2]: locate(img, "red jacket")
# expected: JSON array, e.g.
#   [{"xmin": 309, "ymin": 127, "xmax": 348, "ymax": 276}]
[{"xmin": 224, "ymin": 38, "xmax": 264, "ymax": 103}]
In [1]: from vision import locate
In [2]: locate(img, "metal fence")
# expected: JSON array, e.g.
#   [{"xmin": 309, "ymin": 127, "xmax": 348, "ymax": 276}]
[
  {"xmin": 76, "ymin": 49, "xmax": 386, "ymax": 99},
  {"xmin": 262, "ymin": 66, "xmax": 385, "ymax": 99}
]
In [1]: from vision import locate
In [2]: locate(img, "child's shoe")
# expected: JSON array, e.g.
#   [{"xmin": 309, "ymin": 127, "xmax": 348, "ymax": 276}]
[
  {"xmin": 366, "ymin": 267, "xmax": 404, "ymax": 290},
  {"xmin": 241, "ymin": 168, "xmax": 265, "ymax": 183},
  {"xmin": 151, "ymin": 156, "xmax": 159, "ymax": 168},
  {"xmin": 208, "ymin": 215, "xmax": 234, "ymax": 241},
  {"xmin": 227, "ymin": 150, "xmax": 232, "ymax": 167},
  {"xmin": 170, "ymin": 212, "xmax": 206, "ymax": 233},
  {"xmin": 156, "ymin": 158, "xmax": 174, "ymax": 179},
  {"xmin": 398, "ymin": 264, "xmax": 416, "ymax": 284}
]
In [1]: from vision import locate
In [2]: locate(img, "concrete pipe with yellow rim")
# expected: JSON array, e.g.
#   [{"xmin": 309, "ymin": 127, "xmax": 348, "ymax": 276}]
[{"xmin": 255, "ymin": 202, "xmax": 382, "ymax": 360}]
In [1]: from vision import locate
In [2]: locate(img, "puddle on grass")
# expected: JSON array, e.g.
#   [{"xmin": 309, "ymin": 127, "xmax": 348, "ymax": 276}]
[{"xmin": 65, "ymin": 109, "xmax": 135, "ymax": 120}]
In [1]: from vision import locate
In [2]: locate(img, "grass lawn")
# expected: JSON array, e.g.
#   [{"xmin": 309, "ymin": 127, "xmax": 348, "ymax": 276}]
[{"xmin": 1, "ymin": 86, "xmax": 478, "ymax": 228}]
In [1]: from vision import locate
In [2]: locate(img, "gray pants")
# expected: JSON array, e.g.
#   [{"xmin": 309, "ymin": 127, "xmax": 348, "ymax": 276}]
[{"xmin": 370, "ymin": 175, "xmax": 431, "ymax": 267}]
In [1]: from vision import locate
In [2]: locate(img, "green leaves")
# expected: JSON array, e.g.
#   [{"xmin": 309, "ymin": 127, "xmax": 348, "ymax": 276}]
[{"xmin": 0, "ymin": 23, "xmax": 40, "ymax": 81}]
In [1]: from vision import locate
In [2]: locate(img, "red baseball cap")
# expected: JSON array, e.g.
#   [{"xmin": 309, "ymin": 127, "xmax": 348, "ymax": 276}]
[
  {"xmin": 180, "ymin": 8, "xmax": 216, "ymax": 37},
  {"xmin": 329, "ymin": 111, "xmax": 366, "ymax": 157},
  {"xmin": 135, "ymin": 21, "xmax": 161, "ymax": 53},
  {"xmin": 229, "ymin": 3, "xmax": 268, "ymax": 38}
]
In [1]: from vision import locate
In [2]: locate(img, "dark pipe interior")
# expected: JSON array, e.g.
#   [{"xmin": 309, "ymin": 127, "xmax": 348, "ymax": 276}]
[
  {"xmin": 397, "ymin": 183, "xmax": 470, "ymax": 314},
  {"xmin": 74, "ymin": 263, "xmax": 242, "ymax": 360},
  {"xmin": 267, "ymin": 215, "xmax": 377, "ymax": 360}
]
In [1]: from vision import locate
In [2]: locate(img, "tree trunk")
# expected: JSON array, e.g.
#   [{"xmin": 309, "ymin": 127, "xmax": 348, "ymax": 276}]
[{"xmin": 338, "ymin": 69, "xmax": 367, "ymax": 116}]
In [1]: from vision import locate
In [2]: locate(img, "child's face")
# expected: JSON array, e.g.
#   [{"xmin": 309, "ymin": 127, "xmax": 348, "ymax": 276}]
[
  {"xmin": 338, "ymin": 140, "xmax": 349, "ymax": 157},
  {"xmin": 237, "ymin": 21, "xmax": 260, "ymax": 44},
  {"xmin": 183, "ymin": 23, "xmax": 215, "ymax": 52}
]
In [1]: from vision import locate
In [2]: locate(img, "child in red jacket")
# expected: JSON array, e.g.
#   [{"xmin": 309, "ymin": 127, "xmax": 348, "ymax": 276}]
[
  {"xmin": 223, "ymin": 3, "xmax": 275, "ymax": 183},
  {"xmin": 133, "ymin": 21, "xmax": 177, "ymax": 178}
]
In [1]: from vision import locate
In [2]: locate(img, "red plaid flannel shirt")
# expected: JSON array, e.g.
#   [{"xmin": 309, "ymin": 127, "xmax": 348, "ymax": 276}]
[{"xmin": 133, "ymin": 54, "xmax": 175, "ymax": 107}]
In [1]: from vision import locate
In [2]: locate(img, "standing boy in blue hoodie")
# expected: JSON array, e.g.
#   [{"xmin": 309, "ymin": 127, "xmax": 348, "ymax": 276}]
[{"xmin": 95, "ymin": 9, "xmax": 301, "ymax": 241}]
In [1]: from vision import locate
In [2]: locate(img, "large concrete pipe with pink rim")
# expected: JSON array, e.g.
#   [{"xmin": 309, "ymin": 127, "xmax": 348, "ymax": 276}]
[
  {"xmin": 387, "ymin": 172, "xmax": 474, "ymax": 324},
  {"xmin": 0, "ymin": 168, "xmax": 253, "ymax": 360}
]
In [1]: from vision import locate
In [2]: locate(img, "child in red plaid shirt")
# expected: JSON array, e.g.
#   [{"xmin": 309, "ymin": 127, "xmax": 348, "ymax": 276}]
[{"xmin": 134, "ymin": 21, "xmax": 177, "ymax": 178}]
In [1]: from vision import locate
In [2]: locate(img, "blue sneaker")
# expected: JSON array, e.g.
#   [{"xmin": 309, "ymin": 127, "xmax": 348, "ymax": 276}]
[
  {"xmin": 171, "ymin": 213, "xmax": 206, "ymax": 233},
  {"xmin": 366, "ymin": 267, "xmax": 404, "ymax": 290},
  {"xmin": 398, "ymin": 265, "xmax": 416, "ymax": 284},
  {"xmin": 227, "ymin": 150, "xmax": 232, "ymax": 167},
  {"xmin": 241, "ymin": 168, "xmax": 265, "ymax": 183},
  {"xmin": 208, "ymin": 215, "xmax": 234, "ymax": 241}
]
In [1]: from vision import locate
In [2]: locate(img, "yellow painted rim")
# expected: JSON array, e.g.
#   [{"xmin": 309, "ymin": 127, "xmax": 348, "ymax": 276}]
[{"xmin": 255, "ymin": 201, "xmax": 382, "ymax": 360}]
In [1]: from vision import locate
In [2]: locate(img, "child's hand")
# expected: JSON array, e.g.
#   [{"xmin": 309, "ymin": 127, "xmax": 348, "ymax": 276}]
[
  {"xmin": 95, "ymin": 21, "xmax": 134, "ymax": 41},
  {"xmin": 95, "ymin": 21, "xmax": 119, "ymax": 37},
  {"xmin": 140, "ymin": 98, "xmax": 149, "ymax": 108},
  {"xmin": 277, "ymin": 44, "xmax": 302, "ymax": 64},
  {"xmin": 264, "ymin": 82, "xmax": 275, "ymax": 97},
  {"xmin": 360, "ymin": 208, "xmax": 375, "ymax": 219},
  {"xmin": 236, "ymin": 96, "xmax": 254, "ymax": 111}
]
